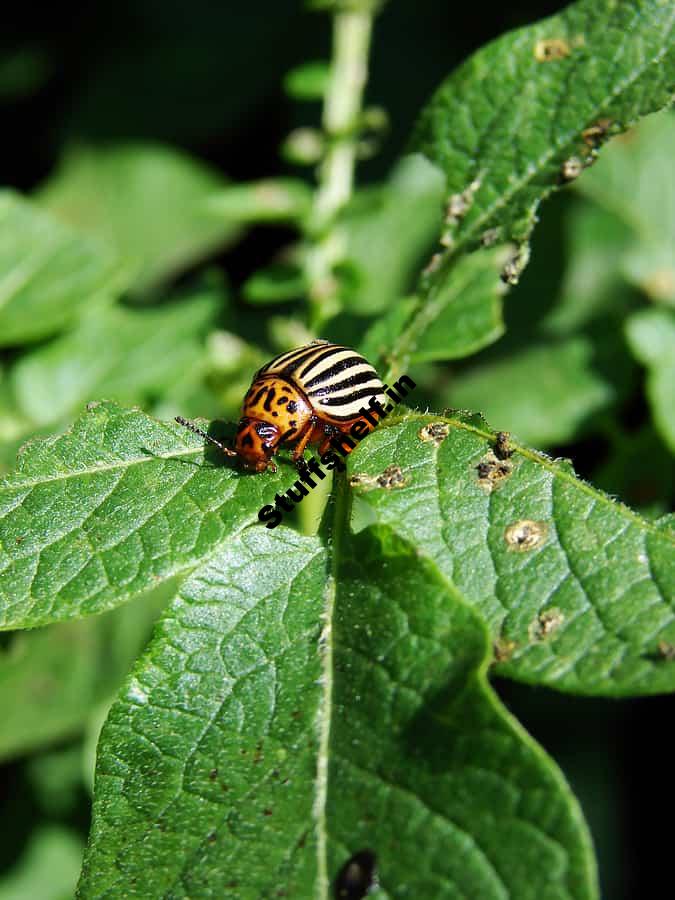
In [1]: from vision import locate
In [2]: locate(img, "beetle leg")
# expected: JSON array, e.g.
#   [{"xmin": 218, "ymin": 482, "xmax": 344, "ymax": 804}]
[
  {"xmin": 316, "ymin": 423, "xmax": 344, "ymax": 457},
  {"xmin": 290, "ymin": 422, "xmax": 315, "ymax": 462}
]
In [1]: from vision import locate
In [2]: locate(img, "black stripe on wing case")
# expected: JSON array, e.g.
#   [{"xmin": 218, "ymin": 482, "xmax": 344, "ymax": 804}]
[
  {"xmin": 308, "ymin": 370, "xmax": 382, "ymax": 397},
  {"xmin": 281, "ymin": 346, "xmax": 333, "ymax": 376},
  {"xmin": 318, "ymin": 386, "xmax": 385, "ymax": 407},
  {"xmin": 297, "ymin": 345, "xmax": 348, "ymax": 379},
  {"xmin": 258, "ymin": 345, "xmax": 312, "ymax": 375},
  {"xmin": 303, "ymin": 355, "xmax": 370, "ymax": 389}
]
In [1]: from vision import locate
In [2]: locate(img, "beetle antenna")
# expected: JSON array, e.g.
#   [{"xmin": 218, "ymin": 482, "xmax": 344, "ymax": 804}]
[{"xmin": 174, "ymin": 416, "xmax": 237, "ymax": 457}]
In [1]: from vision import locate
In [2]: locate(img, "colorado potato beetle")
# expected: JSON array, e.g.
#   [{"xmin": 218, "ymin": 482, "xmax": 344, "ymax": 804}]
[{"xmin": 176, "ymin": 340, "xmax": 388, "ymax": 472}]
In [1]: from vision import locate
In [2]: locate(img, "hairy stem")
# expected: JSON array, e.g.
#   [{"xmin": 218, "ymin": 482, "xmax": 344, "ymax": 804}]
[{"xmin": 306, "ymin": 8, "xmax": 374, "ymax": 330}]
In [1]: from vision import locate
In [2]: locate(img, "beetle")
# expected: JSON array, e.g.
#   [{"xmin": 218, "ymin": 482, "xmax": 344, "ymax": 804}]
[{"xmin": 175, "ymin": 340, "xmax": 387, "ymax": 472}]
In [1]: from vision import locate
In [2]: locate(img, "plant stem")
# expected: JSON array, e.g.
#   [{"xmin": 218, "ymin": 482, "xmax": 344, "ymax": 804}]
[{"xmin": 306, "ymin": 8, "xmax": 374, "ymax": 331}]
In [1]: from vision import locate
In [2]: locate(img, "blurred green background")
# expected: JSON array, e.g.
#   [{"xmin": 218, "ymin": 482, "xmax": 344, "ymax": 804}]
[{"xmin": 1, "ymin": 1, "xmax": 673, "ymax": 897}]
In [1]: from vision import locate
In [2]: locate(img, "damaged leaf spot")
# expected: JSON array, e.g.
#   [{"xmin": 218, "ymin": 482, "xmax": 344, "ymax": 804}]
[
  {"xmin": 349, "ymin": 465, "xmax": 408, "ymax": 491},
  {"xmin": 529, "ymin": 608, "xmax": 564, "ymax": 641},
  {"xmin": 534, "ymin": 38, "xmax": 571, "ymax": 61},
  {"xmin": 419, "ymin": 421, "xmax": 450, "ymax": 446},
  {"xmin": 445, "ymin": 177, "xmax": 482, "ymax": 226},
  {"xmin": 658, "ymin": 640, "xmax": 675, "ymax": 661},
  {"xmin": 439, "ymin": 176, "xmax": 484, "ymax": 248},
  {"xmin": 377, "ymin": 465, "xmax": 407, "ymax": 489},
  {"xmin": 504, "ymin": 519, "xmax": 548, "ymax": 551},
  {"xmin": 493, "ymin": 637, "xmax": 517, "ymax": 662},
  {"xmin": 334, "ymin": 849, "xmax": 378, "ymax": 899},
  {"xmin": 481, "ymin": 226, "xmax": 502, "ymax": 247},
  {"xmin": 582, "ymin": 117, "xmax": 613, "ymax": 148},
  {"xmin": 422, "ymin": 251, "xmax": 444, "ymax": 277},
  {"xmin": 494, "ymin": 431, "xmax": 512, "ymax": 460},
  {"xmin": 559, "ymin": 156, "xmax": 583, "ymax": 182},
  {"xmin": 476, "ymin": 451, "xmax": 513, "ymax": 491},
  {"xmin": 500, "ymin": 245, "xmax": 530, "ymax": 285}
]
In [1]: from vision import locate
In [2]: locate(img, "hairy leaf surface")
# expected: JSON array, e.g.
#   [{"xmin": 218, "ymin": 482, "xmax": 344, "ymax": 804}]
[
  {"xmin": 348, "ymin": 415, "xmax": 675, "ymax": 696},
  {"xmin": 411, "ymin": 0, "xmax": 674, "ymax": 271},
  {"xmin": 0, "ymin": 402, "xmax": 293, "ymax": 628},
  {"xmin": 78, "ymin": 523, "xmax": 597, "ymax": 899}
]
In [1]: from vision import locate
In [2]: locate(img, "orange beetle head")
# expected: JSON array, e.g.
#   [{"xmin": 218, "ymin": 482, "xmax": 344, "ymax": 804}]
[{"xmin": 234, "ymin": 417, "xmax": 281, "ymax": 472}]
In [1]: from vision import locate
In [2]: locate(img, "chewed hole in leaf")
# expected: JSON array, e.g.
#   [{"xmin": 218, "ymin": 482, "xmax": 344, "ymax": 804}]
[
  {"xmin": 350, "ymin": 465, "xmax": 408, "ymax": 491},
  {"xmin": 533, "ymin": 37, "xmax": 572, "ymax": 61},
  {"xmin": 418, "ymin": 421, "xmax": 450, "ymax": 446},
  {"xmin": 476, "ymin": 451, "xmax": 513, "ymax": 490}
]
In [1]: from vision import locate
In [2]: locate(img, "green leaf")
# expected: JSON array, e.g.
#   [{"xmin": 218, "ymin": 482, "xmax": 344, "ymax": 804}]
[
  {"xmin": 341, "ymin": 154, "xmax": 445, "ymax": 314},
  {"xmin": 243, "ymin": 262, "xmax": 307, "ymax": 305},
  {"xmin": 0, "ymin": 826, "xmax": 83, "ymax": 900},
  {"xmin": 207, "ymin": 178, "xmax": 313, "ymax": 224},
  {"xmin": 446, "ymin": 337, "xmax": 615, "ymax": 447},
  {"xmin": 9, "ymin": 290, "xmax": 219, "ymax": 428},
  {"xmin": 284, "ymin": 60, "xmax": 330, "ymax": 100},
  {"xmin": 0, "ymin": 191, "xmax": 123, "ymax": 347},
  {"xmin": 78, "ymin": 523, "xmax": 596, "ymax": 899},
  {"xmin": 26, "ymin": 743, "xmax": 87, "ymax": 816},
  {"xmin": 0, "ymin": 580, "xmax": 170, "ymax": 761},
  {"xmin": 625, "ymin": 308, "xmax": 675, "ymax": 451},
  {"xmin": 347, "ymin": 415, "xmax": 675, "ymax": 696},
  {"xmin": 379, "ymin": 245, "xmax": 508, "ymax": 372},
  {"xmin": 540, "ymin": 201, "xmax": 633, "ymax": 337},
  {"xmin": 3, "ymin": 406, "xmax": 672, "ymax": 893},
  {"xmin": 36, "ymin": 143, "xmax": 240, "ymax": 294},
  {"xmin": 411, "ymin": 0, "xmax": 675, "ymax": 284},
  {"xmin": 574, "ymin": 110, "xmax": 675, "ymax": 304},
  {"xmin": 0, "ymin": 402, "xmax": 296, "ymax": 629}
]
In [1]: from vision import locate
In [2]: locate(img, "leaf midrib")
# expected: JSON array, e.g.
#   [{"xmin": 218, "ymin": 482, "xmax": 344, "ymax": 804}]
[{"xmin": 0, "ymin": 445, "xmax": 202, "ymax": 490}]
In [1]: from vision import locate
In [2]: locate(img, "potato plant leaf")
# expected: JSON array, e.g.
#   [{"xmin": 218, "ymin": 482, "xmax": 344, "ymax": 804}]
[
  {"xmin": 0, "ymin": 402, "xmax": 294, "ymax": 629},
  {"xmin": 625, "ymin": 307, "xmax": 675, "ymax": 452},
  {"xmin": 381, "ymin": 245, "xmax": 509, "ymax": 373},
  {"xmin": 9, "ymin": 290, "xmax": 219, "ymax": 428},
  {"xmin": 411, "ymin": 0, "xmax": 674, "ymax": 264},
  {"xmin": 348, "ymin": 415, "xmax": 675, "ymax": 696},
  {"xmin": 0, "ymin": 580, "xmax": 171, "ymax": 761},
  {"xmin": 77, "ymin": 519, "xmax": 597, "ymax": 899},
  {"xmin": 0, "ymin": 191, "xmax": 123, "ymax": 347},
  {"xmin": 37, "ymin": 143, "xmax": 241, "ymax": 294},
  {"xmin": 445, "ymin": 336, "xmax": 615, "ymax": 447},
  {"xmin": 3, "ymin": 401, "xmax": 673, "ymax": 893}
]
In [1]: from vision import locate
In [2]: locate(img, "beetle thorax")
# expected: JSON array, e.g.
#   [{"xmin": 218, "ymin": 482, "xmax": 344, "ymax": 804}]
[
  {"xmin": 235, "ymin": 376, "xmax": 313, "ymax": 471},
  {"xmin": 241, "ymin": 375, "xmax": 313, "ymax": 432}
]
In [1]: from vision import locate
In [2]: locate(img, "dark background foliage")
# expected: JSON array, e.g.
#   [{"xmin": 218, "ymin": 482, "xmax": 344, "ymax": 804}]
[{"xmin": 0, "ymin": 2, "xmax": 672, "ymax": 897}]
